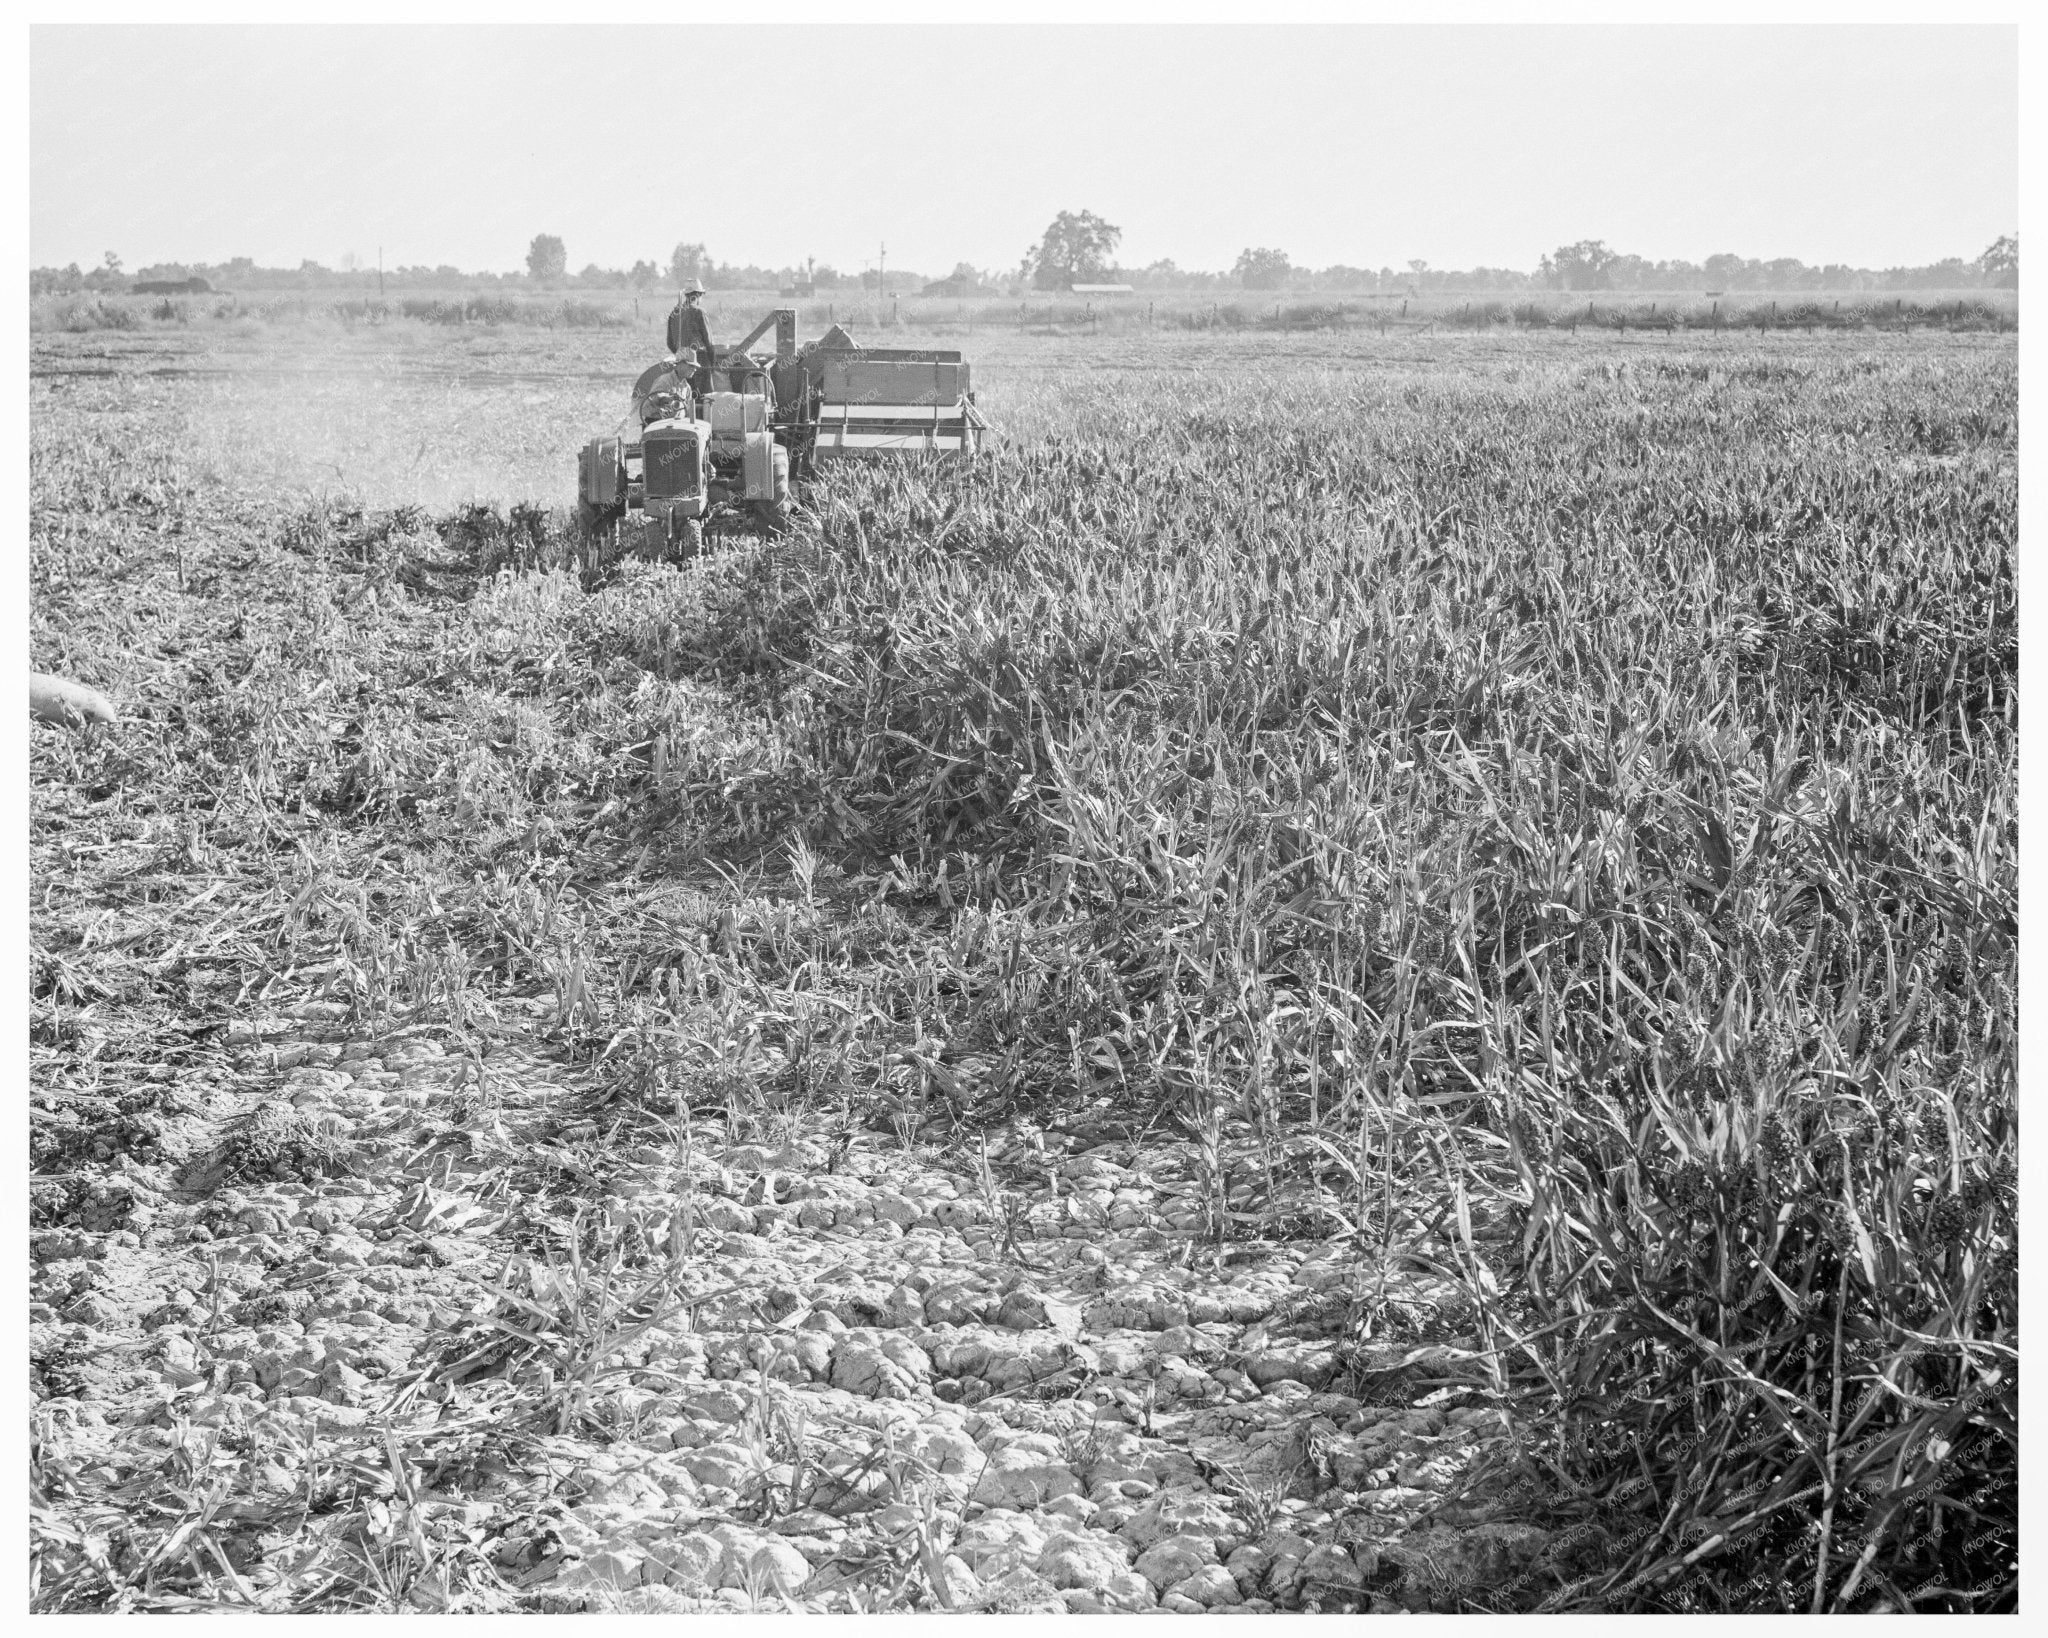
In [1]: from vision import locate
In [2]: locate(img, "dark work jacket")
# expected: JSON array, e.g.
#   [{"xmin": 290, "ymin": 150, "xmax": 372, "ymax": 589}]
[{"xmin": 673, "ymin": 301, "xmax": 713, "ymax": 358}]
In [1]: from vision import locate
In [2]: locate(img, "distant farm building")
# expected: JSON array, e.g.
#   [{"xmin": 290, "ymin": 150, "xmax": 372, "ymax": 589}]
[
  {"xmin": 922, "ymin": 277, "xmax": 994, "ymax": 298},
  {"xmin": 1069, "ymin": 283, "xmax": 1134, "ymax": 295},
  {"xmin": 132, "ymin": 276, "xmax": 214, "ymax": 295},
  {"xmin": 779, "ymin": 282, "xmax": 818, "ymax": 298}
]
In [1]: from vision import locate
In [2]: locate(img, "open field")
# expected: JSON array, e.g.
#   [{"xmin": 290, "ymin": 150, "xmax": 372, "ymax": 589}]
[
  {"xmin": 32, "ymin": 283, "xmax": 2019, "ymax": 343},
  {"xmin": 29, "ymin": 322, "xmax": 2016, "ymax": 1612}
]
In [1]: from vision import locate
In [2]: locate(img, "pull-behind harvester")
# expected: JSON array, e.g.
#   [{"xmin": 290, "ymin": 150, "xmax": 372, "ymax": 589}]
[{"xmin": 577, "ymin": 304, "xmax": 986, "ymax": 559}]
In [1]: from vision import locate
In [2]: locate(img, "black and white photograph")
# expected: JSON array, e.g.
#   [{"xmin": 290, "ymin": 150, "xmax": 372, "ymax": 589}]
[{"xmin": 26, "ymin": 18, "xmax": 2018, "ymax": 1615}]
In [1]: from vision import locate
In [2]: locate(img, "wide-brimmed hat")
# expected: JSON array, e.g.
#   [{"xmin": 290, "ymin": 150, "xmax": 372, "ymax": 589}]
[{"xmin": 682, "ymin": 278, "xmax": 706, "ymax": 296}]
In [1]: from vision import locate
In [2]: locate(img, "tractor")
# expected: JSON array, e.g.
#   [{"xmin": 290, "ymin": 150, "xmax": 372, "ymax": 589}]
[{"xmin": 577, "ymin": 303, "xmax": 986, "ymax": 561}]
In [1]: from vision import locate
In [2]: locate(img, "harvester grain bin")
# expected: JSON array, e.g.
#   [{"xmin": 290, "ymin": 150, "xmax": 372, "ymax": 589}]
[{"xmin": 577, "ymin": 304, "xmax": 986, "ymax": 559}]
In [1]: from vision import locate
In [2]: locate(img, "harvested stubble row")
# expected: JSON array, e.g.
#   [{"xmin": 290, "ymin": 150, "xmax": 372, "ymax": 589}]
[{"xmin": 32, "ymin": 1005, "xmax": 1554, "ymax": 1614}]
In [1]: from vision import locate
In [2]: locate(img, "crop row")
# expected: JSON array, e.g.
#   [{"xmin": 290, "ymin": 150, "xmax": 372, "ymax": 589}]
[{"xmin": 645, "ymin": 346, "xmax": 2016, "ymax": 1610}]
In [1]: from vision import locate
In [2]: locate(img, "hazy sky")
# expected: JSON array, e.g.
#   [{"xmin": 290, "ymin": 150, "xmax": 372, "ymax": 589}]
[{"xmin": 30, "ymin": 25, "xmax": 2016, "ymax": 277}]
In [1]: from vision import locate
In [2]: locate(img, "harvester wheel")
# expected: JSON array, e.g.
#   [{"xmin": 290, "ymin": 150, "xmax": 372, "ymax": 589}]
[{"xmin": 674, "ymin": 517, "xmax": 705, "ymax": 561}]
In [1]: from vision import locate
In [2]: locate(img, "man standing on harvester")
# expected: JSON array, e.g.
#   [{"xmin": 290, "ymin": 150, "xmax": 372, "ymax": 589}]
[{"xmin": 670, "ymin": 279, "xmax": 714, "ymax": 396}]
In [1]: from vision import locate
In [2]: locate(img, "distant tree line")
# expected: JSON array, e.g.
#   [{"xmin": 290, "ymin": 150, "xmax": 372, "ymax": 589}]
[
  {"xmin": 1534, "ymin": 236, "xmax": 2019, "ymax": 293},
  {"xmin": 1021, "ymin": 217, "xmax": 2021, "ymax": 296},
  {"xmin": 1182, "ymin": 235, "xmax": 2019, "ymax": 294},
  {"xmin": 26, "ymin": 239, "xmax": 927, "ymax": 298},
  {"xmin": 30, "ymin": 225, "xmax": 2018, "ymax": 299}
]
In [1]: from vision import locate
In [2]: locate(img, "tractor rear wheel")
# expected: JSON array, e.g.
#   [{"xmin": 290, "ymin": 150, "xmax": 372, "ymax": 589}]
[{"xmin": 749, "ymin": 447, "xmax": 796, "ymax": 536}]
